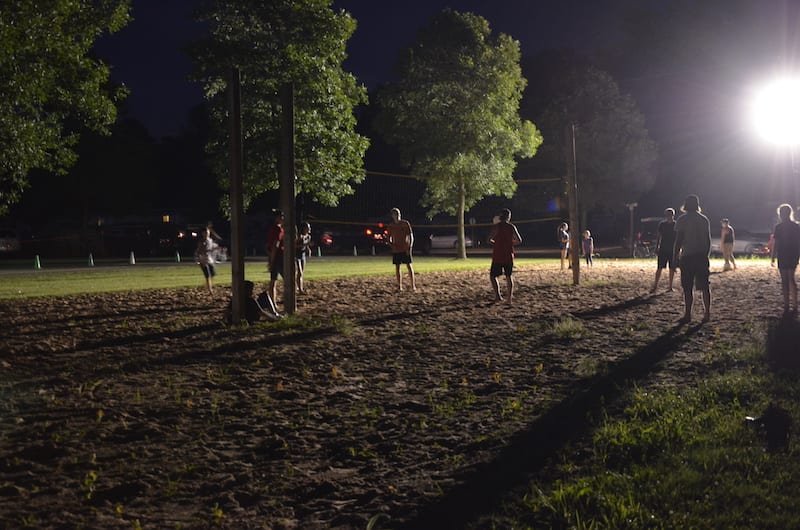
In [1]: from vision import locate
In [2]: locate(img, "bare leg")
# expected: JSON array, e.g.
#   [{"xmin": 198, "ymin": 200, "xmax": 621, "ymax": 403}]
[
  {"xmin": 505, "ymin": 275, "xmax": 514, "ymax": 305},
  {"xmin": 407, "ymin": 264, "xmax": 416, "ymax": 291},
  {"xmin": 395, "ymin": 264, "xmax": 402, "ymax": 291},
  {"xmin": 667, "ymin": 269, "xmax": 676, "ymax": 291},
  {"xmin": 491, "ymin": 275, "xmax": 501, "ymax": 301},
  {"xmin": 269, "ymin": 279, "xmax": 278, "ymax": 303},
  {"xmin": 652, "ymin": 268, "xmax": 662, "ymax": 292},
  {"xmin": 296, "ymin": 261, "xmax": 305, "ymax": 293},
  {"xmin": 206, "ymin": 276, "xmax": 214, "ymax": 296},
  {"xmin": 681, "ymin": 287, "xmax": 693, "ymax": 323},
  {"xmin": 780, "ymin": 269, "xmax": 792, "ymax": 312},
  {"xmin": 701, "ymin": 288, "xmax": 711, "ymax": 322}
]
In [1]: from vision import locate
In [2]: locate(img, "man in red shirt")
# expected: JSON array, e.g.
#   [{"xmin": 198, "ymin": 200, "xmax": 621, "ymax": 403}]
[
  {"xmin": 489, "ymin": 208, "xmax": 522, "ymax": 304},
  {"xmin": 266, "ymin": 209, "xmax": 285, "ymax": 304}
]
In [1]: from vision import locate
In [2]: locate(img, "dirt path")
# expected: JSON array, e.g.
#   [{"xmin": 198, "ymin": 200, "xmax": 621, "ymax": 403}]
[{"xmin": 0, "ymin": 260, "xmax": 783, "ymax": 529}]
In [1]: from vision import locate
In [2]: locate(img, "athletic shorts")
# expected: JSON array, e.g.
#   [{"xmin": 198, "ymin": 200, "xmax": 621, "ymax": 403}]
[
  {"xmin": 657, "ymin": 251, "xmax": 675, "ymax": 270},
  {"xmin": 679, "ymin": 254, "xmax": 710, "ymax": 291},
  {"xmin": 490, "ymin": 263, "xmax": 513, "ymax": 277},
  {"xmin": 392, "ymin": 252, "xmax": 412, "ymax": 265},
  {"xmin": 199, "ymin": 263, "xmax": 216, "ymax": 279},
  {"xmin": 270, "ymin": 257, "xmax": 284, "ymax": 280}
]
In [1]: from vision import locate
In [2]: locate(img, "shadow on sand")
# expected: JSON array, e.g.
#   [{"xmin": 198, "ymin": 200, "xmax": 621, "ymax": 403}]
[
  {"xmin": 402, "ymin": 323, "xmax": 701, "ymax": 529},
  {"xmin": 766, "ymin": 315, "xmax": 800, "ymax": 371}
]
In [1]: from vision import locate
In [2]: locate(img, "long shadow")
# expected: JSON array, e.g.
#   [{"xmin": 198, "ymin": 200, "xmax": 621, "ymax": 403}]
[
  {"xmin": 8, "ymin": 323, "xmax": 221, "ymax": 360},
  {"xmin": 570, "ymin": 294, "xmax": 657, "ymax": 320},
  {"xmin": 766, "ymin": 315, "xmax": 800, "ymax": 371},
  {"xmin": 84, "ymin": 293, "xmax": 659, "ymax": 380},
  {"xmin": 401, "ymin": 323, "xmax": 700, "ymax": 529},
  {"xmin": 4, "ymin": 305, "xmax": 212, "ymax": 339}
]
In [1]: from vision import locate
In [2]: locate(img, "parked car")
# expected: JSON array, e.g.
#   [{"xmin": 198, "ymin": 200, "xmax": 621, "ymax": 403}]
[
  {"xmin": 710, "ymin": 231, "xmax": 770, "ymax": 257},
  {"xmin": 421, "ymin": 233, "xmax": 474, "ymax": 254},
  {"xmin": 0, "ymin": 229, "xmax": 21, "ymax": 255}
]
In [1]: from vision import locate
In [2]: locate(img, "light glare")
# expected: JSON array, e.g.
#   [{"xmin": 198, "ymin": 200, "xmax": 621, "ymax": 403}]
[{"xmin": 753, "ymin": 79, "xmax": 800, "ymax": 145}]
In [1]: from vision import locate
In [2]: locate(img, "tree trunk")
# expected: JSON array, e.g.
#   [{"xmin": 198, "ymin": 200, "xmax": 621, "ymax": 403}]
[{"xmin": 457, "ymin": 177, "xmax": 467, "ymax": 259}]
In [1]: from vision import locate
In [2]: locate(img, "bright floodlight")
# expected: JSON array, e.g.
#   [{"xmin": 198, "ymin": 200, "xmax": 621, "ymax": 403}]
[{"xmin": 753, "ymin": 79, "xmax": 800, "ymax": 145}]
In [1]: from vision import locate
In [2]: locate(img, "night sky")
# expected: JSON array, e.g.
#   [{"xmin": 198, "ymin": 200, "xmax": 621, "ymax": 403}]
[
  {"xmin": 95, "ymin": 0, "xmax": 621, "ymax": 139},
  {"xmin": 93, "ymin": 1, "xmax": 800, "ymax": 231}
]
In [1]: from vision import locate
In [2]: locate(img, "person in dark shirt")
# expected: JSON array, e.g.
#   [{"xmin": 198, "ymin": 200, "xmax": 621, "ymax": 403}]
[
  {"xmin": 771, "ymin": 203, "xmax": 800, "ymax": 314},
  {"xmin": 652, "ymin": 208, "xmax": 677, "ymax": 293}
]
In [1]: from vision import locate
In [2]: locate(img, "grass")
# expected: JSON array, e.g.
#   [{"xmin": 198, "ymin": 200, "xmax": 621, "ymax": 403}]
[
  {"xmin": 487, "ymin": 324, "xmax": 800, "ymax": 529},
  {"xmin": 0, "ymin": 255, "xmax": 549, "ymax": 299}
]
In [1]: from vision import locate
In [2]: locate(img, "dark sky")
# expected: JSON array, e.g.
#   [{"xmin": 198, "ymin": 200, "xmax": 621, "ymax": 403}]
[
  {"xmin": 93, "ymin": 1, "xmax": 800, "ymax": 230},
  {"xmin": 95, "ymin": 0, "xmax": 207, "ymax": 139},
  {"xmin": 96, "ymin": 0, "xmax": 621, "ymax": 139}
]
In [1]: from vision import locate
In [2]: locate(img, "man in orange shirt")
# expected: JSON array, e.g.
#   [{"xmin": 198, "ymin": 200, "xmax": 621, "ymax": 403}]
[{"xmin": 387, "ymin": 208, "xmax": 416, "ymax": 291}]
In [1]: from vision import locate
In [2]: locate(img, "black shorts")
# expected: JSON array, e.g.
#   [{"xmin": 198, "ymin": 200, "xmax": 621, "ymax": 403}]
[
  {"xmin": 392, "ymin": 252, "xmax": 412, "ymax": 265},
  {"xmin": 657, "ymin": 251, "xmax": 675, "ymax": 270},
  {"xmin": 679, "ymin": 254, "xmax": 710, "ymax": 291},
  {"xmin": 270, "ymin": 257, "xmax": 284, "ymax": 280},
  {"xmin": 199, "ymin": 263, "xmax": 216, "ymax": 279},
  {"xmin": 490, "ymin": 263, "xmax": 513, "ymax": 277}
]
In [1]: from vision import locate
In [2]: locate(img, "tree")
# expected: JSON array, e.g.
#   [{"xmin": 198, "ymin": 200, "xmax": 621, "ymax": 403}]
[
  {"xmin": 521, "ymin": 54, "xmax": 658, "ymax": 228},
  {"xmin": 191, "ymin": 0, "xmax": 369, "ymax": 214},
  {"xmin": 376, "ymin": 9, "xmax": 542, "ymax": 258},
  {"xmin": 0, "ymin": 0, "xmax": 131, "ymax": 216}
]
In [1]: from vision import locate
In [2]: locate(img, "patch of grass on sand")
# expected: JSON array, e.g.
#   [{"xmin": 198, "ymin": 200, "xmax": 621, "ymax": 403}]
[
  {"xmin": 488, "ymin": 325, "xmax": 800, "ymax": 529},
  {"xmin": 550, "ymin": 317, "xmax": 586, "ymax": 340}
]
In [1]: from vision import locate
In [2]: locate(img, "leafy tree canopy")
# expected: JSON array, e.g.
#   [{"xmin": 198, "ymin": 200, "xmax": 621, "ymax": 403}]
[
  {"xmin": 0, "ymin": 0, "xmax": 131, "ymax": 216},
  {"xmin": 191, "ymin": 0, "xmax": 369, "ymax": 214},
  {"xmin": 376, "ymin": 8, "xmax": 542, "ymax": 235},
  {"xmin": 522, "ymin": 53, "xmax": 657, "ymax": 216}
]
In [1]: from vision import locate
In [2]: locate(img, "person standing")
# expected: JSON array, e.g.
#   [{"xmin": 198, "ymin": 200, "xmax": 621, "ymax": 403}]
[
  {"xmin": 558, "ymin": 222, "xmax": 570, "ymax": 270},
  {"xmin": 771, "ymin": 204, "xmax": 800, "ymax": 314},
  {"xmin": 296, "ymin": 221, "xmax": 312, "ymax": 294},
  {"xmin": 582, "ymin": 230, "xmax": 594, "ymax": 267},
  {"xmin": 195, "ymin": 226, "xmax": 218, "ymax": 296},
  {"xmin": 490, "ymin": 208, "xmax": 522, "ymax": 304},
  {"xmin": 673, "ymin": 194, "xmax": 712, "ymax": 324},
  {"xmin": 266, "ymin": 209, "xmax": 285, "ymax": 304},
  {"xmin": 720, "ymin": 218, "xmax": 737, "ymax": 271},
  {"xmin": 387, "ymin": 208, "xmax": 416, "ymax": 291},
  {"xmin": 652, "ymin": 208, "xmax": 677, "ymax": 293}
]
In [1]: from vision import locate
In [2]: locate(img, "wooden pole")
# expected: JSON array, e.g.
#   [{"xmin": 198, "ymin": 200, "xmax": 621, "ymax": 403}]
[
  {"xmin": 279, "ymin": 83, "xmax": 297, "ymax": 314},
  {"xmin": 566, "ymin": 123, "xmax": 580, "ymax": 285},
  {"xmin": 228, "ymin": 67, "xmax": 245, "ymax": 323}
]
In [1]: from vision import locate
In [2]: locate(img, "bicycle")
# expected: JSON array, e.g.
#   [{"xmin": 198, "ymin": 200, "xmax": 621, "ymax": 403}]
[{"xmin": 633, "ymin": 240, "xmax": 656, "ymax": 258}]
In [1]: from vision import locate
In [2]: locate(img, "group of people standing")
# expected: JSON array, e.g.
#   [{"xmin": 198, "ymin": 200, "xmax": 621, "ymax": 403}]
[
  {"xmin": 211, "ymin": 193, "xmax": 800, "ymax": 325},
  {"xmin": 650, "ymin": 193, "xmax": 800, "ymax": 322},
  {"xmin": 648, "ymin": 194, "xmax": 717, "ymax": 323},
  {"xmin": 556, "ymin": 222, "xmax": 595, "ymax": 269}
]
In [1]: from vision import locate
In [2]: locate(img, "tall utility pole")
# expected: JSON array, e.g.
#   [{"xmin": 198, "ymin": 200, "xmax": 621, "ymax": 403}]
[
  {"xmin": 626, "ymin": 202, "xmax": 638, "ymax": 258},
  {"xmin": 228, "ymin": 67, "xmax": 245, "ymax": 323},
  {"xmin": 279, "ymin": 83, "xmax": 297, "ymax": 314},
  {"xmin": 566, "ymin": 123, "xmax": 580, "ymax": 285}
]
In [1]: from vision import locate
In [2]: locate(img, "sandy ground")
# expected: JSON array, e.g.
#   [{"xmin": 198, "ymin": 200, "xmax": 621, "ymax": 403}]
[{"xmin": 0, "ymin": 259, "xmax": 788, "ymax": 529}]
